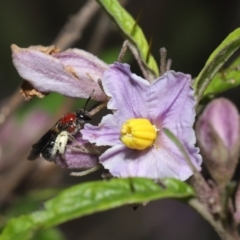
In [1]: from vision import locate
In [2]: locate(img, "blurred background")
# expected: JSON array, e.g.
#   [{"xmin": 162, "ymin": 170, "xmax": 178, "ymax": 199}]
[{"xmin": 0, "ymin": 0, "xmax": 240, "ymax": 239}]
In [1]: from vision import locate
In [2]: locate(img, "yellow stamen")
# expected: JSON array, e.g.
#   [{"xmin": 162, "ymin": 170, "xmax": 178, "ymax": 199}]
[{"xmin": 120, "ymin": 118, "xmax": 157, "ymax": 150}]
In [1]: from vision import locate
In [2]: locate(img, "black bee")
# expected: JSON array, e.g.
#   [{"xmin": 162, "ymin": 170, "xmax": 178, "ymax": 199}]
[{"xmin": 28, "ymin": 95, "xmax": 93, "ymax": 161}]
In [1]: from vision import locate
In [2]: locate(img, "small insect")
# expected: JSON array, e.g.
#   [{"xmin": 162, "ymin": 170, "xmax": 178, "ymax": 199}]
[{"xmin": 27, "ymin": 95, "xmax": 93, "ymax": 161}]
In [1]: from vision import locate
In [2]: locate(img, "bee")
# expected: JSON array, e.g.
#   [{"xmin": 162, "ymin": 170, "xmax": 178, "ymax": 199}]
[{"xmin": 28, "ymin": 95, "xmax": 92, "ymax": 161}]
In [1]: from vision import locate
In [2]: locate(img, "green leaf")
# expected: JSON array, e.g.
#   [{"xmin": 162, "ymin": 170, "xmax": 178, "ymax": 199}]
[
  {"xmin": 97, "ymin": 0, "xmax": 159, "ymax": 76},
  {"xmin": 34, "ymin": 228, "xmax": 65, "ymax": 240},
  {"xmin": 202, "ymin": 57, "xmax": 240, "ymax": 100},
  {"xmin": 194, "ymin": 28, "xmax": 240, "ymax": 102},
  {"xmin": 3, "ymin": 189, "xmax": 62, "ymax": 219},
  {"xmin": 0, "ymin": 178, "xmax": 194, "ymax": 240}
]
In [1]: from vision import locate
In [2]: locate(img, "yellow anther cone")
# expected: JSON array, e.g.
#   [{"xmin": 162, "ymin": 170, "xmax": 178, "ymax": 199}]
[{"xmin": 120, "ymin": 118, "xmax": 157, "ymax": 150}]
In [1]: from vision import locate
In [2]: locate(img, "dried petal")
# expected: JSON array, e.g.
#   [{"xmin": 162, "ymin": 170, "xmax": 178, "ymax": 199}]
[{"xmin": 20, "ymin": 81, "xmax": 46, "ymax": 100}]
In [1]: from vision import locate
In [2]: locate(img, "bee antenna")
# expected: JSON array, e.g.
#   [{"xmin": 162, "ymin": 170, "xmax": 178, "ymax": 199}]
[{"xmin": 84, "ymin": 90, "xmax": 95, "ymax": 111}]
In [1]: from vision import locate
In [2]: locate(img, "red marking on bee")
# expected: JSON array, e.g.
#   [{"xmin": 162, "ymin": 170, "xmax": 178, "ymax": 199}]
[{"xmin": 59, "ymin": 113, "xmax": 78, "ymax": 134}]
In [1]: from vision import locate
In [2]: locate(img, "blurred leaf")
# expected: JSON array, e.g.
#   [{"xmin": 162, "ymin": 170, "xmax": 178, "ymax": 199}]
[
  {"xmin": 0, "ymin": 189, "xmax": 62, "ymax": 230},
  {"xmin": 194, "ymin": 28, "xmax": 240, "ymax": 102},
  {"xmin": 4, "ymin": 189, "xmax": 62, "ymax": 218},
  {"xmin": 202, "ymin": 57, "xmax": 240, "ymax": 100},
  {"xmin": 34, "ymin": 228, "xmax": 65, "ymax": 240},
  {"xmin": 97, "ymin": 0, "xmax": 159, "ymax": 76},
  {"xmin": 0, "ymin": 178, "xmax": 194, "ymax": 240}
]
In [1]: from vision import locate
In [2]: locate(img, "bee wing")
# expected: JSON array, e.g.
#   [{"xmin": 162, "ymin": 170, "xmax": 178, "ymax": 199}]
[{"xmin": 27, "ymin": 127, "xmax": 58, "ymax": 161}]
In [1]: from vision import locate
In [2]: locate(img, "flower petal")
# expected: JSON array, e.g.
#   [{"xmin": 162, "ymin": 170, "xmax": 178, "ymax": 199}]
[
  {"xmin": 101, "ymin": 63, "xmax": 195, "ymax": 129},
  {"xmin": 82, "ymin": 62, "xmax": 157, "ymax": 145},
  {"xmin": 149, "ymin": 71, "xmax": 195, "ymax": 128},
  {"xmin": 12, "ymin": 45, "xmax": 108, "ymax": 101},
  {"xmin": 81, "ymin": 114, "xmax": 121, "ymax": 146},
  {"xmin": 102, "ymin": 62, "xmax": 151, "ymax": 122},
  {"xmin": 99, "ymin": 140, "xmax": 199, "ymax": 180}
]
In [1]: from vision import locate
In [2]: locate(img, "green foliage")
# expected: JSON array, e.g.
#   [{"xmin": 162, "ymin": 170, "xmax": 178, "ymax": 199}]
[
  {"xmin": 3, "ymin": 189, "xmax": 61, "ymax": 219},
  {"xmin": 0, "ymin": 178, "xmax": 194, "ymax": 240},
  {"xmin": 194, "ymin": 28, "xmax": 240, "ymax": 102},
  {"xmin": 97, "ymin": 0, "xmax": 159, "ymax": 76},
  {"xmin": 202, "ymin": 57, "xmax": 240, "ymax": 100},
  {"xmin": 34, "ymin": 228, "xmax": 65, "ymax": 240}
]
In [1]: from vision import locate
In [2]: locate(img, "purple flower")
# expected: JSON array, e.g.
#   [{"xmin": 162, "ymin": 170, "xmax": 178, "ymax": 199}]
[
  {"xmin": 81, "ymin": 63, "xmax": 202, "ymax": 180},
  {"xmin": 11, "ymin": 45, "xmax": 108, "ymax": 101}
]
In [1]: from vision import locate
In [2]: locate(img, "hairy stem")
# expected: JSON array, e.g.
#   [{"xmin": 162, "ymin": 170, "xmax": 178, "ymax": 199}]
[{"xmin": 189, "ymin": 198, "xmax": 240, "ymax": 240}]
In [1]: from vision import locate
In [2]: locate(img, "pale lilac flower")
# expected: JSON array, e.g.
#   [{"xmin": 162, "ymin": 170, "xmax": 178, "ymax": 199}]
[
  {"xmin": 81, "ymin": 62, "xmax": 202, "ymax": 180},
  {"xmin": 11, "ymin": 45, "xmax": 108, "ymax": 101}
]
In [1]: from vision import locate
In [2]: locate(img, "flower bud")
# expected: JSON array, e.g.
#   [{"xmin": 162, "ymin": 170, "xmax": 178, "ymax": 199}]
[
  {"xmin": 196, "ymin": 98, "xmax": 240, "ymax": 188},
  {"xmin": 11, "ymin": 45, "xmax": 108, "ymax": 101}
]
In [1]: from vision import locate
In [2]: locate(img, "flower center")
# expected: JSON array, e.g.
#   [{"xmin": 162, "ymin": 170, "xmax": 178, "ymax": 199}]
[{"xmin": 120, "ymin": 118, "xmax": 157, "ymax": 150}]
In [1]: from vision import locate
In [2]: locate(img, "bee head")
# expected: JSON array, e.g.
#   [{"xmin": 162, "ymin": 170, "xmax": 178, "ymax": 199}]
[{"xmin": 76, "ymin": 109, "xmax": 92, "ymax": 122}]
